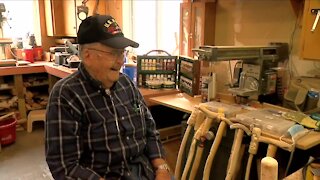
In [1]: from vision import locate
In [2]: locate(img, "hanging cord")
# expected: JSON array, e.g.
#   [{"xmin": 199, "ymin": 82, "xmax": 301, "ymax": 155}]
[
  {"xmin": 8, "ymin": 44, "xmax": 18, "ymax": 59},
  {"xmin": 92, "ymin": 0, "xmax": 100, "ymax": 15},
  {"xmin": 287, "ymin": 0, "xmax": 304, "ymax": 79},
  {"xmin": 82, "ymin": 0, "xmax": 89, "ymax": 6}
]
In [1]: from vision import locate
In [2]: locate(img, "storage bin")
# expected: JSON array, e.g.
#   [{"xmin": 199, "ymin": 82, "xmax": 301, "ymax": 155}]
[
  {"xmin": 0, "ymin": 117, "xmax": 17, "ymax": 145},
  {"xmin": 235, "ymin": 109, "xmax": 296, "ymax": 136}
]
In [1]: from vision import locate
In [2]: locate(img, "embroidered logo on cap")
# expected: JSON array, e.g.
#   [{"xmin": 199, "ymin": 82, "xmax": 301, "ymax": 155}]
[{"xmin": 104, "ymin": 19, "xmax": 122, "ymax": 35}]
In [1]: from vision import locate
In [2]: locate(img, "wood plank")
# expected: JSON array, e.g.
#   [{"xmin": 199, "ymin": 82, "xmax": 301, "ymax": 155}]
[{"xmin": 14, "ymin": 75, "xmax": 27, "ymax": 120}]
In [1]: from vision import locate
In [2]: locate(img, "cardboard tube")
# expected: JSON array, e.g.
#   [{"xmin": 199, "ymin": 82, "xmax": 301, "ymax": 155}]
[{"xmin": 261, "ymin": 157, "xmax": 278, "ymax": 180}]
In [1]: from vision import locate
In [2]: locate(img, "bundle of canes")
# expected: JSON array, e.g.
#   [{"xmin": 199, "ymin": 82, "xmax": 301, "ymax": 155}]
[{"xmin": 175, "ymin": 105, "xmax": 206, "ymax": 180}]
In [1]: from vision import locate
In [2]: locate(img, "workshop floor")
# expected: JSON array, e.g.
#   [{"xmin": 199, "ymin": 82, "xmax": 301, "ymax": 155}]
[{"xmin": 0, "ymin": 124, "xmax": 303, "ymax": 180}]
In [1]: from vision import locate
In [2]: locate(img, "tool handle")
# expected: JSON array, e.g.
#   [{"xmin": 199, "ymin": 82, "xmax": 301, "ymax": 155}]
[{"xmin": 144, "ymin": 50, "xmax": 171, "ymax": 56}]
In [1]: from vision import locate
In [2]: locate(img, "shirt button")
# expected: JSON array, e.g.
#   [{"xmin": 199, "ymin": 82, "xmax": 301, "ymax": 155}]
[
  {"xmin": 126, "ymin": 136, "xmax": 130, "ymax": 140},
  {"xmin": 97, "ymin": 90, "xmax": 100, "ymax": 93},
  {"xmin": 121, "ymin": 117, "xmax": 124, "ymax": 120}
]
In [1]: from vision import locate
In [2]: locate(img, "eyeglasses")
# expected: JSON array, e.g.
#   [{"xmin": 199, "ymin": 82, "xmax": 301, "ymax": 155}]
[{"xmin": 87, "ymin": 48, "xmax": 125, "ymax": 59}]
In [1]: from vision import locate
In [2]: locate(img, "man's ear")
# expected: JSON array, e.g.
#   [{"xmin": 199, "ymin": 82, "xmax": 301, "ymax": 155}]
[{"xmin": 82, "ymin": 48, "xmax": 90, "ymax": 59}]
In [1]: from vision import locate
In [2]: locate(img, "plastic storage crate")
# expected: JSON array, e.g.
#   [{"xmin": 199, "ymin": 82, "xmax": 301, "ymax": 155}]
[{"xmin": 235, "ymin": 109, "xmax": 296, "ymax": 136}]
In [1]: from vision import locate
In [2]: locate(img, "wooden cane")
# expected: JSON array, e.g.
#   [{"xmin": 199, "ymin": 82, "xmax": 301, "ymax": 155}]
[
  {"xmin": 245, "ymin": 127, "xmax": 261, "ymax": 180},
  {"xmin": 266, "ymin": 144, "xmax": 278, "ymax": 158},
  {"xmin": 181, "ymin": 136, "xmax": 198, "ymax": 180},
  {"xmin": 261, "ymin": 157, "xmax": 278, "ymax": 180},
  {"xmin": 175, "ymin": 106, "xmax": 202, "ymax": 180},
  {"xmin": 188, "ymin": 119, "xmax": 215, "ymax": 180},
  {"xmin": 179, "ymin": 108, "xmax": 206, "ymax": 180},
  {"xmin": 225, "ymin": 124, "xmax": 251, "ymax": 180},
  {"xmin": 202, "ymin": 113, "xmax": 233, "ymax": 179}
]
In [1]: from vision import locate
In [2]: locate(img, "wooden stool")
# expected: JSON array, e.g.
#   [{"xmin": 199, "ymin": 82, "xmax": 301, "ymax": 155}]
[{"xmin": 27, "ymin": 109, "xmax": 46, "ymax": 133}]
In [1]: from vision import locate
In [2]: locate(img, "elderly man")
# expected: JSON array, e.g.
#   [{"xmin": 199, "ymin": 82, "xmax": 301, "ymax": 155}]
[{"xmin": 45, "ymin": 15, "xmax": 171, "ymax": 180}]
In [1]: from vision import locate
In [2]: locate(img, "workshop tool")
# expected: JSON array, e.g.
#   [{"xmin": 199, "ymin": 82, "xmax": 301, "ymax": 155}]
[
  {"xmin": 201, "ymin": 105, "xmax": 234, "ymax": 180},
  {"xmin": 225, "ymin": 123, "xmax": 251, "ymax": 180},
  {"xmin": 175, "ymin": 105, "xmax": 205, "ymax": 179},
  {"xmin": 244, "ymin": 127, "xmax": 295, "ymax": 180},
  {"xmin": 260, "ymin": 157, "xmax": 278, "ymax": 180}
]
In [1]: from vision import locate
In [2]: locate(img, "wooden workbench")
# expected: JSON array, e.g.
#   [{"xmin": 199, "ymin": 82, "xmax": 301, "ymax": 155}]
[
  {"xmin": 149, "ymin": 93, "xmax": 320, "ymax": 150},
  {"xmin": 149, "ymin": 93, "xmax": 202, "ymax": 114}
]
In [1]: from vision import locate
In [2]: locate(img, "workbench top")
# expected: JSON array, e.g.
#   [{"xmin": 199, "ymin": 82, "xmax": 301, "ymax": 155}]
[{"xmin": 149, "ymin": 93, "xmax": 320, "ymax": 150}]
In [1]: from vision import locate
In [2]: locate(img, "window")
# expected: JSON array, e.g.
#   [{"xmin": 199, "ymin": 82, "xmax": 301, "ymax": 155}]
[
  {"xmin": 122, "ymin": 1, "xmax": 181, "ymax": 56},
  {"xmin": 1, "ymin": 1, "xmax": 35, "ymax": 39}
]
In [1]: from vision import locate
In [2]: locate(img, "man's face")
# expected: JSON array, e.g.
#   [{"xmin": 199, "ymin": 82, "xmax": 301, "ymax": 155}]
[{"xmin": 82, "ymin": 43, "xmax": 125, "ymax": 88}]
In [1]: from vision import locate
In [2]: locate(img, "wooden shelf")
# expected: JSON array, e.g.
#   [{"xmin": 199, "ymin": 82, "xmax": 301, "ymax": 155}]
[
  {"xmin": 0, "ymin": 85, "xmax": 14, "ymax": 91},
  {"xmin": 24, "ymin": 82, "xmax": 49, "ymax": 88}
]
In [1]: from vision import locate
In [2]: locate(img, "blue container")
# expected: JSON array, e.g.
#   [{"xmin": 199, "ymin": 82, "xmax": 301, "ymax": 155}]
[{"xmin": 123, "ymin": 63, "xmax": 137, "ymax": 83}]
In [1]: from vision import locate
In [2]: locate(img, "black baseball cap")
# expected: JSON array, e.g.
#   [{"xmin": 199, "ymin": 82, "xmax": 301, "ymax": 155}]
[{"xmin": 77, "ymin": 15, "xmax": 139, "ymax": 49}]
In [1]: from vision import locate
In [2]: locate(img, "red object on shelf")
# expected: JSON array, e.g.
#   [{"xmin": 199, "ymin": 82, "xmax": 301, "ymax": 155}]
[
  {"xmin": 22, "ymin": 49, "xmax": 34, "ymax": 63},
  {"xmin": 33, "ymin": 47, "xmax": 43, "ymax": 61},
  {"xmin": 0, "ymin": 118, "xmax": 17, "ymax": 145}
]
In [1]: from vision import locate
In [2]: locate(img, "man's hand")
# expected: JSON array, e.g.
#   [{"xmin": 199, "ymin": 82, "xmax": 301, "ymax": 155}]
[{"xmin": 155, "ymin": 169, "xmax": 171, "ymax": 180}]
